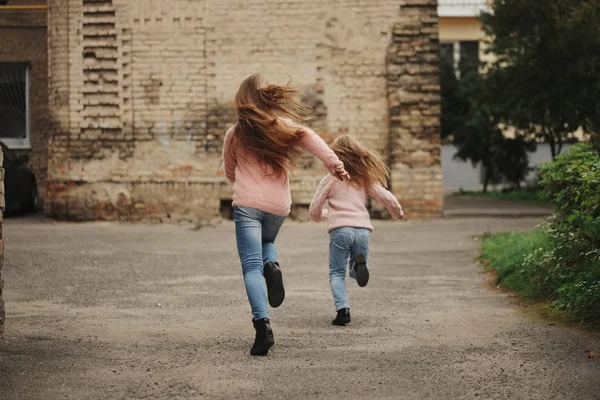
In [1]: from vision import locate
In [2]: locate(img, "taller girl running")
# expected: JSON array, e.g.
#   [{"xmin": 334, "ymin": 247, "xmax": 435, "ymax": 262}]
[{"xmin": 222, "ymin": 74, "xmax": 349, "ymax": 356}]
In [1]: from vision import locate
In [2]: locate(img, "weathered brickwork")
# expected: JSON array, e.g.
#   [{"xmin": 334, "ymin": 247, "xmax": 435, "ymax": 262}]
[
  {"xmin": 0, "ymin": 0, "xmax": 48, "ymax": 203},
  {"xmin": 46, "ymin": 0, "xmax": 442, "ymax": 221},
  {"xmin": 387, "ymin": 0, "xmax": 443, "ymax": 218}
]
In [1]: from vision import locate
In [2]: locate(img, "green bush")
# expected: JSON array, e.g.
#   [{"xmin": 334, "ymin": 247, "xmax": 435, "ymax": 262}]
[
  {"xmin": 481, "ymin": 224, "xmax": 600, "ymax": 323},
  {"xmin": 481, "ymin": 145, "xmax": 600, "ymax": 324},
  {"xmin": 539, "ymin": 143, "xmax": 600, "ymax": 245}
]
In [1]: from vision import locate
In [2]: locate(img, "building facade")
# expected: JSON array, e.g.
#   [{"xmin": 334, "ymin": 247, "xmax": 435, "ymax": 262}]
[
  {"xmin": 42, "ymin": 0, "xmax": 442, "ymax": 222},
  {"xmin": 0, "ymin": 0, "xmax": 48, "ymax": 202},
  {"xmin": 438, "ymin": 0, "xmax": 490, "ymax": 73}
]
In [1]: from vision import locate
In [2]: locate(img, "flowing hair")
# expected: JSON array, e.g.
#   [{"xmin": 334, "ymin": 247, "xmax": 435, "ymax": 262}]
[
  {"xmin": 330, "ymin": 135, "xmax": 390, "ymax": 189},
  {"xmin": 232, "ymin": 73, "xmax": 311, "ymax": 175}
]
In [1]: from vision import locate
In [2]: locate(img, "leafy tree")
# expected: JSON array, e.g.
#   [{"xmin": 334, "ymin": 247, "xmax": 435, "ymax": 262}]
[
  {"xmin": 453, "ymin": 64, "xmax": 533, "ymax": 192},
  {"xmin": 440, "ymin": 50, "xmax": 468, "ymax": 142},
  {"xmin": 480, "ymin": 0, "xmax": 600, "ymax": 159},
  {"xmin": 440, "ymin": 48, "xmax": 533, "ymax": 192}
]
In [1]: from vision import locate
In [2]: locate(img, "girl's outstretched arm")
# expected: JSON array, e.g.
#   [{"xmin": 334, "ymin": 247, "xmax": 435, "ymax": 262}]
[
  {"xmin": 368, "ymin": 184, "xmax": 404, "ymax": 219},
  {"xmin": 284, "ymin": 119, "xmax": 349, "ymax": 181},
  {"xmin": 222, "ymin": 125, "xmax": 237, "ymax": 183},
  {"xmin": 309, "ymin": 175, "xmax": 335, "ymax": 222}
]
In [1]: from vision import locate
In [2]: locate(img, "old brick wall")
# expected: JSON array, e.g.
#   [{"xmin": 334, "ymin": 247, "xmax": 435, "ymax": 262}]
[
  {"xmin": 387, "ymin": 0, "xmax": 443, "ymax": 218},
  {"xmin": 46, "ymin": 0, "xmax": 443, "ymax": 222},
  {"xmin": 0, "ymin": 0, "xmax": 48, "ymax": 204}
]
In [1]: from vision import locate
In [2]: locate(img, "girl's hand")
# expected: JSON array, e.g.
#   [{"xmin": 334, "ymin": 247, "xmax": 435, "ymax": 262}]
[{"xmin": 333, "ymin": 163, "xmax": 350, "ymax": 181}]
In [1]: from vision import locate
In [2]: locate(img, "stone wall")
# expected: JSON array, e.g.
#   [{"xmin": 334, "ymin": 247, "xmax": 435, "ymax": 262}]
[
  {"xmin": 0, "ymin": 0, "xmax": 48, "ymax": 204},
  {"xmin": 46, "ymin": 0, "xmax": 442, "ymax": 221},
  {"xmin": 387, "ymin": 0, "xmax": 443, "ymax": 218}
]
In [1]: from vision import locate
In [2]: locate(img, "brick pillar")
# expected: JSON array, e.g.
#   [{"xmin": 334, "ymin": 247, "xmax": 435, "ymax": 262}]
[
  {"xmin": 0, "ymin": 149, "xmax": 4, "ymax": 338},
  {"xmin": 46, "ymin": 0, "xmax": 74, "ymax": 218},
  {"xmin": 387, "ymin": 0, "xmax": 443, "ymax": 218}
]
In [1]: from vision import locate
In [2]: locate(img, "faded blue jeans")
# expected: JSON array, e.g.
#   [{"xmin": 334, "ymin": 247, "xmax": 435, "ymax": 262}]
[
  {"xmin": 329, "ymin": 227, "xmax": 371, "ymax": 311},
  {"xmin": 234, "ymin": 206, "xmax": 286, "ymax": 321}
]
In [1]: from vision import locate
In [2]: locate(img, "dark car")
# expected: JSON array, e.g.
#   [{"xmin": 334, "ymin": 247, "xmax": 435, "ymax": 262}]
[{"xmin": 1, "ymin": 141, "xmax": 38, "ymax": 214}]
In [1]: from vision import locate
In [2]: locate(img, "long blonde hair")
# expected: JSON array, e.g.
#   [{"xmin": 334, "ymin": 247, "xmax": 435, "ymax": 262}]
[
  {"xmin": 233, "ymin": 73, "xmax": 310, "ymax": 175},
  {"xmin": 330, "ymin": 135, "xmax": 390, "ymax": 188}
]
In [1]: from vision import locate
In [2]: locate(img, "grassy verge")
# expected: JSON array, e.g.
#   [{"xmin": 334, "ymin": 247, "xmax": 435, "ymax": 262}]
[
  {"xmin": 480, "ymin": 230, "xmax": 551, "ymax": 295},
  {"xmin": 462, "ymin": 188, "xmax": 548, "ymax": 205},
  {"xmin": 480, "ymin": 228, "xmax": 600, "ymax": 326}
]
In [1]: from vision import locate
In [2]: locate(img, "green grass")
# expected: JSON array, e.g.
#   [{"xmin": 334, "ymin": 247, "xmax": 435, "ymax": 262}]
[
  {"xmin": 480, "ymin": 228, "xmax": 600, "ymax": 325},
  {"xmin": 480, "ymin": 230, "xmax": 551, "ymax": 294},
  {"xmin": 462, "ymin": 188, "xmax": 548, "ymax": 205}
]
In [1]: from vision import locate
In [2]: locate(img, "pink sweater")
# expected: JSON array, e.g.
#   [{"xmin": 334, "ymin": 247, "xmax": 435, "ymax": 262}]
[
  {"xmin": 222, "ymin": 120, "xmax": 344, "ymax": 217},
  {"xmin": 309, "ymin": 174, "xmax": 404, "ymax": 232}
]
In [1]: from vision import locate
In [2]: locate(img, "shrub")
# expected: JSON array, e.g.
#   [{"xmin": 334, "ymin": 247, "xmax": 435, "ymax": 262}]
[
  {"xmin": 538, "ymin": 143, "xmax": 600, "ymax": 245},
  {"xmin": 481, "ymin": 145, "xmax": 600, "ymax": 324},
  {"xmin": 481, "ymin": 224, "xmax": 600, "ymax": 323}
]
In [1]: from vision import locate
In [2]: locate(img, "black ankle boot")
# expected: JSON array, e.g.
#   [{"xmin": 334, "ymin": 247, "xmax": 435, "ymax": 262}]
[
  {"xmin": 354, "ymin": 254, "xmax": 369, "ymax": 287},
  {"xmin": 251, "ymin": 318, "xmax": 275, "ymax": 356},
  {"xmin": 332, "ymin": 308, "xmax": 351, "ymax": 326},
  {"xmin": 264, "ymin": 261, "xmax": 285, "ymax": 308}
]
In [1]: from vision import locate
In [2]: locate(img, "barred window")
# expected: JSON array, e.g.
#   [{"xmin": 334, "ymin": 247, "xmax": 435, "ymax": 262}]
[{"xmin": 0, "ymin": 63, "xmax": 30, "ymax": 149}]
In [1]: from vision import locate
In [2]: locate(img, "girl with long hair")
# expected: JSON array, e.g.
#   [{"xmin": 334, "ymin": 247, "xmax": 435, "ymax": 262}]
[
  {"xmin": 222, "ymin": 74, "xmax": 349, "ymax": 356},
  {"xmin": 309, "ymin": 135, "xmax": 403, "ymax": 326}
]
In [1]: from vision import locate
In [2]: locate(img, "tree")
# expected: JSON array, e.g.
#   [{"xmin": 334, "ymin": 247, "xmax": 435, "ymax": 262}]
[
  {"xmin": 440, "ymin": 50, "xmax": 469, "ymax": 143},
  {"xmin": 440, "ymin": 47, "xmax": 533, "ymax": 192},
  {"xmin": 480, "ymin": 0, "xmax": 600, "ymax": 159},
  {"xmin": 453, "ymin": 61, "xmax": 533, "ymax": 192}
]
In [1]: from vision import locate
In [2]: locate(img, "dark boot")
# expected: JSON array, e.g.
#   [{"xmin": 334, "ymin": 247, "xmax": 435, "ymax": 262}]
[
  {"xmin": 332, "ymin": 308, "xmax": 351, "ymax": 326},
  {"xmin": 251, "ymin": 318, "xmax": 275, "ymax": 356},
  {"xmin": 264, "ymin": 261, "xmax": 285, "ymax": 308},
  {"xmin": 354, "ymin": 254, "xmax": 369, "ymax": 287}
]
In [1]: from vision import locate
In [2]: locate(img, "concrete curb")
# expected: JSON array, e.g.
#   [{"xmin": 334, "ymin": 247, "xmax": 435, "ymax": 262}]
[{"xmin": 443, "ymin": 210, "xmax": 552, "ymax": 218}]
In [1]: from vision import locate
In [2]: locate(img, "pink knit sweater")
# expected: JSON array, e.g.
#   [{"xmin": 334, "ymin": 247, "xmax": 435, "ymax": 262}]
[
  {"xmin": 309, "ymin": 174, "xmax": 404, "ymax": 232},
  {"xmin": 222, "ymin": 120, "xmax": 344, "ymax": 217}
]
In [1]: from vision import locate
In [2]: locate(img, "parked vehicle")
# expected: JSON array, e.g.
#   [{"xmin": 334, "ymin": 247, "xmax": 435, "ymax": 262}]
[{"xmin": 1, "ymin": 141, "xmax": 38, "ymax": 213}]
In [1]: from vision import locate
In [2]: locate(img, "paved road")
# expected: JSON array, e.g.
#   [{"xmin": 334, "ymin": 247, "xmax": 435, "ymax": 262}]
[{"xmin": 1, "ymin": 216, "xmax": 599, "ymax": 399}]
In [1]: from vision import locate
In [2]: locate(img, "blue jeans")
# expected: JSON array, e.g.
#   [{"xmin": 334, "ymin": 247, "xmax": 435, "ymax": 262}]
[
  {"xmin": 329, "ymin": 227, "xmax": 371, "ymax": 311},
  {"xmin": 234, "ymin": 206, "xmax": 286, "ymax": 320}
]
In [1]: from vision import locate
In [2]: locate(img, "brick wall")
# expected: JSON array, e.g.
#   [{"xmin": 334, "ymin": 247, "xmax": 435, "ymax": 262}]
[
  {"xmin": 387, "ymin": 0, "xmax": 443, "ymax": 218},
  {"xmin": 0, "ymin": 0, "xmax": 48, "ymax": 204},
  {"xmin": 46, "ymin": 0, "xmax": 443, "ymax": 222}
]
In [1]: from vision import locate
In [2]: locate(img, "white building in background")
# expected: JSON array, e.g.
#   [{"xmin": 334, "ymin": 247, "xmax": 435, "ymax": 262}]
[
  {"xmin": 437, "ymin": 1, "xmax": 575, "ymax": 193},
  {"xmin": 438, "ymin": 0, "xmax": 490, "ymax": 18},
  {"xmin": 438, "ymin": 0, "xmax": 569, "ymax": 193}
]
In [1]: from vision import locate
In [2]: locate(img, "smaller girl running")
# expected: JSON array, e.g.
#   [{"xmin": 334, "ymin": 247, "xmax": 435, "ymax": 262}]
[{"xmin": 309, "ymin": 135, "xmax": 404, "ymax": 326}]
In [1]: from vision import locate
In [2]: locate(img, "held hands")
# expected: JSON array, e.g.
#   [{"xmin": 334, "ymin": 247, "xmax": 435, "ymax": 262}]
[
  {"xmin": 397, "ymin": 208, "xmax": 404, "ymax": 220},
  {"xmin": 332, "ymin": 162, "xmax": 351, "ymax": 182}
]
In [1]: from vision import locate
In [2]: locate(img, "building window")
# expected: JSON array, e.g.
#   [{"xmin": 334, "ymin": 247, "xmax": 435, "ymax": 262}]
[
  {"xmin": 441, "ymin": 41, "xmax": 479, "ymax": 77},
  {"xmin": 0, "ymin": 63, "xmax": 31, "ymax": 149}
]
